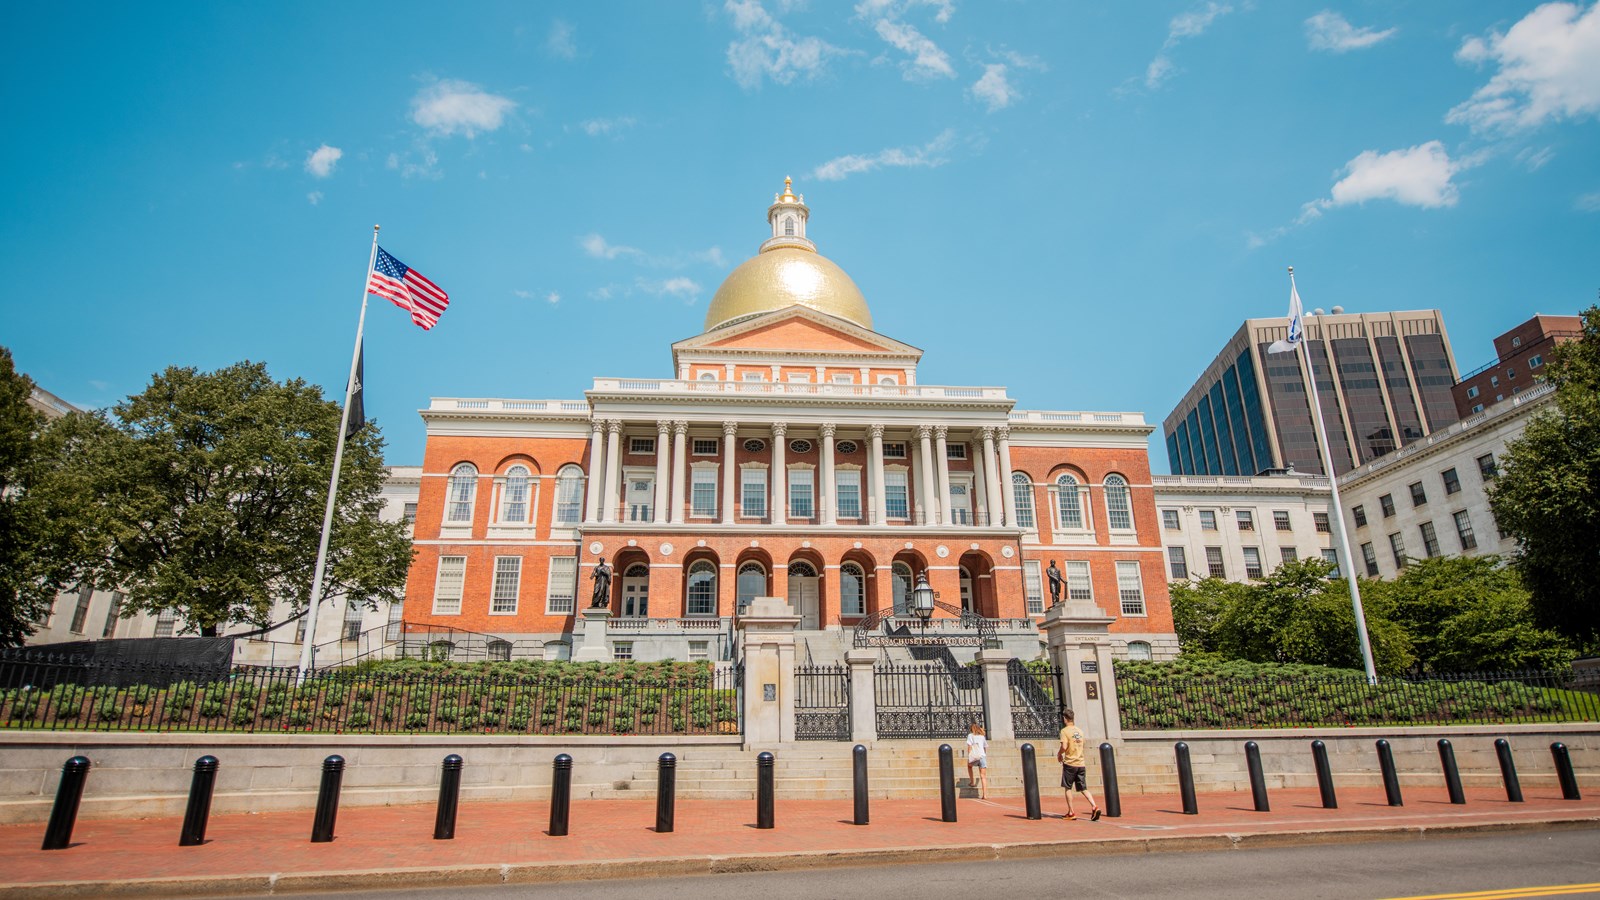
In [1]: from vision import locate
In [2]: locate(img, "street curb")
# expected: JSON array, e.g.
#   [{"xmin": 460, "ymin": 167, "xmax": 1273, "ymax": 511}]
[{"xmin": 5, "ymin": 816, "xmax": 1597, "ymax": 899}]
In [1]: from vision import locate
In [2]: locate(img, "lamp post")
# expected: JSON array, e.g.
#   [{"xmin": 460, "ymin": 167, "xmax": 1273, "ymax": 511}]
[{"xmin": 912, "ymin": 572, "xmax": 935, "ymax": 624}]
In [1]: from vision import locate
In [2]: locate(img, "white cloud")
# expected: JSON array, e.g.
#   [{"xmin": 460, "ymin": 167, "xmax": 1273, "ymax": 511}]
[
  {"xmin": 1144, "ymin": 2, "xmax": 1234, "ymax": 89},
  {"xmin": 581, "ymin": 233, "xmax": 642, "ymax": 260},
  {"xmin": 410, "ymin": 79, "xmax": 516, "ymax": 138},
  {"xmin": 694, "ymin": 246, "xmax": 729, "ymax": 268},
  {"xmin": 1447, "ymin": 2, "xmax": 1600, "ymax": 133},
  {"xmin": 306, "ymin": 191, "xmax": 323, "ymax": 205},
  {"xmin": 579, "ymin": 116, "xmax": 637, "ymax": 137},
  {"xmin": 970, "ymin": 64, "xmax": 1017, "ymax": 111},
  {"xmin": 639, "ymin": 277, "xmax": 702, "ymax": 301},
  {"xmin": 1305, "ymin": 11, "xmax": 1397, "ymax": 52},
  {"xmin": 386, "ymin": 148, "xmax": 441, "ymax": 179},
  {"xmin": 547, "ymin": 20, "xmax": 578, "ymax": 58},
  {"xmin": 1300, "ymin": 141, "xmax": 1466, "ymax": 221},
  {"xmin": 810, "ymin": 129, "xmax": 956, "ymax": 181},
  {"xmin": 546, "ymin": 291, "xmax": 561, "ymax": 304},
  {"xmin": 304, "ymin": 144, "xmax": 343, "ymax": 178},
  {"xmin": 872, "ymin": 19, "xmax": 955, "ymax": 79},
  {"xmin": 1516, "ymin": 145, "xmax": 1557, "ymax": 170},
  {"xmin": 1577, "ymin": 191, "xmax": 1600, "ymax": 212},
  {"xmin": 725, "ymin": 0, "xmax": 848, "ymax": 89}
]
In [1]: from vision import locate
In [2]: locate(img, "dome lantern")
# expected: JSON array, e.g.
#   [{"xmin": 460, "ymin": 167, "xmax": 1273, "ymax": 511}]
[{"xmin": 760, "ymin": 176, "xmax": 814, "ymax": 254}]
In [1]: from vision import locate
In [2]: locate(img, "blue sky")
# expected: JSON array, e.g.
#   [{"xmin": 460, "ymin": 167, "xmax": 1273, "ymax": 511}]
[{"xmin": 4, "ymin": 2, "xmax": 1598, "ymax": 472}]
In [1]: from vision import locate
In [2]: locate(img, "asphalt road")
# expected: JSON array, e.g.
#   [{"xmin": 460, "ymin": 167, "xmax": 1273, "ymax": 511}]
[{"xmin": 235, "ymin": 828, "xmax": 1600, "ymax": 900}]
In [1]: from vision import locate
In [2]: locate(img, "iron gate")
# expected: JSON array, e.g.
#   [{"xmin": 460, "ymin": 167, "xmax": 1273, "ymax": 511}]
[
  {"xmin": 794, "ymin": 663, "xmax": 850, "ymax": 740},
  {"xmin": 1010, "ymin": 661, "xmax": 1064, "ymax": 738},
  {"xmin": 873, "ymin": 663, "xmax": 985, "ymax": 739}
]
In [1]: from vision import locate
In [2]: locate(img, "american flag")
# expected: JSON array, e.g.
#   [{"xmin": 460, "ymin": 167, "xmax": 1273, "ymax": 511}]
[{"xmin": 367, "ymin": 246, "xmax": 450, "ymax": 330}]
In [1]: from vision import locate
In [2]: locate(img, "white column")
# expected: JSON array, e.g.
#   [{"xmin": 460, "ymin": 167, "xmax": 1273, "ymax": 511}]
[
  {"xmin": 934, "ymin": 425, "xmax": 952, "ymax": 527},
  {"xmin": 583, "ymin": 419, "xmax": 605, "ymax": 525},
  {"xmin": 820, "ymin": 423, "xmax": 837, "ymax": 526},
  {"xmin": 971, "ymin": 432, "xmax": 989, "ymax": 524},
  {"xmin": 670, "ymin": 421, "xmax": 688, "ymax": 525},
  {"xmin": 771, "ymin": 422, "xmax": 787, "ymax": 526},
  {"xmin": 981, "ymin": 427, "xmax": 1002, "ymax": 527},
  {"xmin": 721, "ymin": 420, "xmax": 738, "ymax": 525},
  {"xmin": 916, "ymin": 425, "xmax": 937, "ymax": 526},
  {"xmin": 653, "ymin": 420, "xmax": 670, "ymax": 525},
  {"xmin": 868, "ymin": 424, "xmax": 886, "ymax": 526},
  {"xmin": 601, "ymin": 420, "xmax": 622, "ymax": 524},
  {"xmin": 998, "ymin": 426, "xmax": 1018, "ymax": 528}
]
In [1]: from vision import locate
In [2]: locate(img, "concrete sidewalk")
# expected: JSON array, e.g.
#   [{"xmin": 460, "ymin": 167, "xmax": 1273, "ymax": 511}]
[{"xmin": 2, "ymin": 785, "xmax": 1597, "ymax": 898}]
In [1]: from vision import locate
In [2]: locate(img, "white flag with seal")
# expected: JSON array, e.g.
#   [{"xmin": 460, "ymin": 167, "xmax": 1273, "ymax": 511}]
[{"xmin": 1267, "ymin": 273, "xmax": 1304, "ymax": 355}]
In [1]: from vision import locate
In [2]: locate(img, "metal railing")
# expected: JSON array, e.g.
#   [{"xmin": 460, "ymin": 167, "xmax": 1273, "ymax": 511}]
[
  {"xmin": 1117, "ymin": 666, "xmax": 1600, "ymax": 731},
  {"xmin": 872, "ymin": 662, "xmax": 984, "ymax": 739},
  {"xmin": 794, "ymin": 663, "xmax": 850, "ymax": 741},
  {"xmin": 1009, "ymin": 661, "xmax": 1064, "ymax": 738}
]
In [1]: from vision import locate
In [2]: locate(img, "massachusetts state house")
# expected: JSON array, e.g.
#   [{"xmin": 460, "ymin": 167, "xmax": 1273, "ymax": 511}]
[{"xmin": 404, "ymin": 181, "xmax": 1176, "ymax": 663}]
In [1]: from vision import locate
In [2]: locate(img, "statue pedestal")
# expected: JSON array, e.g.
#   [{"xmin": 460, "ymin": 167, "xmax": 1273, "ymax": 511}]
[{"xmin": 573, "ymin": 607, "xmax": 613, "ymax": 662}]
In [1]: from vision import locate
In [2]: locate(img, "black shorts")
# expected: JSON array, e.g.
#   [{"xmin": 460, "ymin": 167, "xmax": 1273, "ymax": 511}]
[{"xmin": 1061, "ymin": 765, "xmax": 1087, "ymax": 791}]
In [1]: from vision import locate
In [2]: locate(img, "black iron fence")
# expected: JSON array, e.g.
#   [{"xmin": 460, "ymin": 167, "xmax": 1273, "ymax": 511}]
[
  {"xmin": 794, "ymin": 663, "xmax": 850, "ymax": 741},
  {"xmin": 873, "ymin": 663, "xmax": 984, "ymax": 739},
  {"xmin": 1009, "ymin": 662, "xmax": 1063, "ymax": 738},
  {"xmin": 1118, "ymin": 667, "xmax": 1600, "ymax": 731},
  {"xmin": 0, "ymin": 653, "xmax": 740, "ymax": 736}
]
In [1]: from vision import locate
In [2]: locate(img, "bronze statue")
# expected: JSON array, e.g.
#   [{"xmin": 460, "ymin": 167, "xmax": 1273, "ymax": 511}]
[
  {"xmin": 590, "ymin": 556, "xmax": 613, "ymax": 608},
  {"xmin": 1046, "ymin": 560, "xmax": 1063, "ymax": 606}
]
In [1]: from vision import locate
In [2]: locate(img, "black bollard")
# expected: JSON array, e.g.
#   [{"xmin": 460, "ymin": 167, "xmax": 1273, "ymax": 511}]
[
  {"xmin": 1494, "ymin": 739, "xmax": 1523, "ymax": 803},
  {"xmin": 938, "ymin": 744, "xmax": 957, "ymax": 823},
  {"xmin": 1175, "ymin": 742, "xmax": 1198, "ymax": 815},
  {"xmin": 310, "ymin": 754, "xmax": 345, "ymax": 843},
  {"xmin": 1438, "ymin": 739, "xmax": 1466, "ymax": 805},
  {"xmin": 655, "ymin": 752, "xmax": 676, "ymax": 833},
  {"xmin": 1311, "ymin": 741, "xmax": 1337, "ymax": 809},
  {"xmin": 1245, "ymin": 741, "xmax": 1270, "ymax": 812},
  {"xmin": 179, "ymin": 756, "xmax": 219, "ymax": 847},
  {"xmin": 852, "ymin": 744, "xmax": 870, "ymax": 826},
  {"xmin": 41, "ymin": 756, "xmax": 91, "ymax": 851},
  {"xmin": 1376, "ymin": 740, "xmax": 1403, "ymax": 807},
  {"xmin": 1552, "ymin": 743, "xmax": 1581, "ymax": 800},
  {"xmin": 549, "ymin": 754, "xmax": 573, "ymax": 836},
  {"xmin": 1099, "ymin": 743, "xmax": 1122, "ymax": 819},
  {"xmin": 756, "ymin": 752, "xmax": 774, "ymax": 829},
  {"xmin": 1020, "ymin": 743, "xmax": 1041, "ymax": 820},
  {"xmin": 434, "ymin": 754, "xmax": 463, "ymax": 840}
]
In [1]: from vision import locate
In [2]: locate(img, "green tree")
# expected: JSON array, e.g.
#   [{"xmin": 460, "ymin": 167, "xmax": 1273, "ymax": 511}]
[
  {"xmin": 1490, "ymin": 306, "xmax": 1600, "ymax": 651},
  {"xmin": 1168, "ymin": 576, "xmax": 1250, "ymax": 653},
  {"xmin": 59, "ymin": 361, "xmax": 413, "ymax": 636},
  {"xmin": 1381, "ymin": 555, "xmax": 1574, "ymax": 672}
]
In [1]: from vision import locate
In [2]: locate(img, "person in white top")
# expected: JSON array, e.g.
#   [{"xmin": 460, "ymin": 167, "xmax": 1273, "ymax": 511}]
[{"xmin": 965, "ymin": 722, "xmax": 989, "ymax": 799}]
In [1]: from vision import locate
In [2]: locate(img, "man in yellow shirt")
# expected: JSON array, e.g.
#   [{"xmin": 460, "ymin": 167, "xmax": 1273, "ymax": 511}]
[{"xmin": 1057, "ymin": 709, "xmax": 1102, "ymax": 821}]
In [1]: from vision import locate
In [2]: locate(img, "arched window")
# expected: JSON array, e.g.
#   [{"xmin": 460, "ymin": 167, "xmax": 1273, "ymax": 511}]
[
  {"xmin": 1104, "ymin": 474, "xmax": 1133, "ymax": 531},
  {"xmin": 554, "ymin": 465, "xmax": 584, "ymax": 525},
  {"xmin": 698, "ymin": 371, "xmax": 718, "ymax": 381},
  {"xmin": 686, "ymin": 560, "xmax": 717, "ymax": 617},
  {"xmin": 446, "ymin": 464, "xmax": 477, "ymax": 523},
  {"xmin": 892, "ymin": 562, "xmax": 913, "ymax": 616},
  {"xmin": 543, "ymin": 640, "xmax": 571, "ymax": 661},
  {"xmin": 1126, "ymin": 640, "xmax": 1153, "ymax": 661},
  {"xmin": 486, "ymin": 639, "xmax": 512, "ymax": 661},
  {"xmin": 784, "ymin": 216, "xmax": 795, "ymax": 236},
  {"xmin": 499, "ymin": 465, "xmax": 531, "ymax": 524},
  {"xmin": 1055, "ymin": 473, "xmax": 1083, "ymax": 529},
  {"xmin": 1011, "ymin": 473, "xmax": 1035, "ymax": 529},
  {"xmin": 736, "ymin": 562, "xmax": 766, "ymax": 612},
  {"xmin": 840, "ymin": 562, "xmax": 865, "ymax": 617}
]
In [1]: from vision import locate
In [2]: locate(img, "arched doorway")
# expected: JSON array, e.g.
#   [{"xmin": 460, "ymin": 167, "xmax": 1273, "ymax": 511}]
[
  {"xmin": 621, "ymin": 563, "xmax": 649, "ymax": 618},
  {"xmin": 788, "ymin": 560, "xmax": 820, "ymax": 629},
  {"xmin": 959, "ymin": 566, "xmax": 973, "ymax": 613}
]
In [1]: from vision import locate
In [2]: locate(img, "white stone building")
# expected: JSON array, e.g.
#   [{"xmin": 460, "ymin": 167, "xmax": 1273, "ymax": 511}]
[{"xmin": 1152, "ymin": 473, "xmax": 1336, "ymax": 588}]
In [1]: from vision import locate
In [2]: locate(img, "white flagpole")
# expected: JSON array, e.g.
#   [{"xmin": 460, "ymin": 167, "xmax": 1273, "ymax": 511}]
[
  {"xmin": 297, "ymin": 225, "xmax": 380, "ymax": 684},
  {"xmin": 1289, "ymin": 266, "xmax": 1378, "ymax": 684}
]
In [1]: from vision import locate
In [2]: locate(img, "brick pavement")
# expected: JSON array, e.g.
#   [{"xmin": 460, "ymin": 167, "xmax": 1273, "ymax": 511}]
[{"xmin": 2, "ymin": 785, "xmax": 1597, "ymax": 898}]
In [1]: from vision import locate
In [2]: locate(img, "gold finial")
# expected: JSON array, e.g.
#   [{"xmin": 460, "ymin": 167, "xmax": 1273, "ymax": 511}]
[{"xmin": 780, "ymin": 176, "xmax": 797, "ymax": 201}]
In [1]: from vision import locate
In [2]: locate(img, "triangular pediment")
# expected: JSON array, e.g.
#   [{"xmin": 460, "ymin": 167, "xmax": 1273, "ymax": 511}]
[{"xmin": 673, "ymin": 305, "xmax": 921, "ymax": 357}]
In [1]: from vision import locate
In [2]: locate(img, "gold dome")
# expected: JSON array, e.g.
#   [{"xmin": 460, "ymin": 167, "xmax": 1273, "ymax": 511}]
[{"xmin": 704, "ymin": 247, "xmax": 873, "ymax": 332}]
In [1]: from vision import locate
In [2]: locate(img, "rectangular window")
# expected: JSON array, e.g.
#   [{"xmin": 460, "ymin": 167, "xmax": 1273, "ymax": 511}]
[
  {"xmin": 789, "ymin": 468, "xmax": 814, "ymax": 519},
  {"xmin": 546, "ymin": 557, "xmax": 577, "ymax": 614},
  {"xmin": 1236, "ymin": 509, "xmax": 1254, "ymax": 531},
  {"xmin": 1409, "ymin": 481, "xmax": 1427, "ymax": 507},
  {"xmin": 1167, "ymin": 546, "xmax": 1188, "ymax": 580},
  {"xmin": 1379, "ymin": 494, "xmax": 1396, "ymax": 517},
  {"xmin": 1442, "ymin": 468, "xmax": 1461, "ymax": 495},
  {"xmin": 1477, "ymin": 453, "xmax": 1497, "ymax": 479},
  {"xmin": 1530, "ymin": 354, "xmax": 1544, "ymax": 368},
  {"xmin": 1362, "ymin": 542, "xmax": 1379, "ymax": 576},
  {"xmin": 1471, "ymin": 404, "xmax": 1485, "ymax": 414},
  {"xmin": 433, "ymin": 556, "xmax": 466, "ymax": 614},
  {"xmin": 629, "ymin": 437, "xmax": 655, "ymax": 454},
  {"xmin": 613, "ymin": 641, "xmax": 633, "ymax": 661},
  {"xmin": 1065, "ymin": 561, "xmax": 1093, "ymax": 601},
  {"xmin": 385, "ymin": 601, "xmax": 404, "ymax": 642},
  {"xmin": 1023, "ymin": 560, "xmax": 1044, "ymax": 614},
  {"xmin": 1388, "ymin": 532, "xmax": 1407, "ymax": 569},
  {"xmin": 1115, "ymin": 561, "xmax": 1146, "ymax": 616},
  {"xmin": 1466, "ymin": 385, "xmax": 1480, "ymax": 398},
  {"xmin": 945, "ymin": 442, "xmax": 967, "ymax": 459},
  {"xmin": 1243, "ymin": 547, "xmax": 1263, "ymax": 579},
  {"xmin": 692, "ymin": 438, "xmax": 719, "ymax": 456},
  {"xmin": 1351, "ymin": 505, "xmax": 1367, "ymax": 528},
  {"xmin": 1205, "ymin": 546, "xmax": 1226, "ymax": 578},
  {"xmin": 882, "ymin": 442, "xmax": 907, "ymax": 459},
  {"xmin": 1274, "ymin": 510, "xmax": 1292, "ymax": 531},
  {"xmin": 69, "ymin": 584, "xmax": 92, "ymax": 634},
  {"xmin": 154, "ymin": 608, "xmax": 177, "ymax": 638},
  {"xmin": 836, "ymin": 470, "xmax": 861, "ymax": 518},
  {"xmin": 1280, "ymin": 547, "xmax": 1297, "ymax": 564},
  {"xmin": 742, "ymin": 372, "xmax": 764, "ymax": 382},
  {"xmin": 626, "ymin": 478, "xmax": 653, "ymax": 522},
  {"xmin": 491, "ymin": 556, "xmax": 522, "ymax": 614},
  {"xmin": 1453, "ymin": 510, "xmax": 1477, "ymax": 551},
  {"xmin": 1162, "ymin": 509, "xmax": 1181, "ymax": 530},
  {"xmin": 884, "ymin": 470, "xmax": 909, "ymax": 519},
  {"xmin": 343, "ymin": 601, "xmax": 364, "ymax": 642},
  {"xmin": 1313, "ymin": 512, "xmax": 1330, "ymax": 533},
  {"xmin": 741, "ymin": 468, "xmax": 767, "ymax": 518},
  {"xmin": 787, "ymin": 373, "xmax": 810, "ymax": 383},
  {"xmin": 688, "ymin": 641, "xmax": 709, "ymax": 661},
  {"xmin": 1420, "ymin": 521, "xmax": 1440, "ymax": 558},
  {"xmin": 1199, "ymin": 510, "xmax": 1218, "ymax": 530},
  {"xmin": 101, "ymin": 592, "xmax": 123, "ymax": 639},
  {"xmin": 295, "ymin": 616, "xmax": 306, "ymax": 644},
  {"xmin": 1322, "ymin": 548, "xmax": 1340, "ymax": 577},
  {"xmin": 403, "ymin": 502, "xmax": 417, "ymax": 525},
  {"xmin": 831, "ymin": 374, "xmax": 853, "ymax": 385},
  {"xmin": 691, "ymin": 467, "xmax": 718, "ymax": 517}
]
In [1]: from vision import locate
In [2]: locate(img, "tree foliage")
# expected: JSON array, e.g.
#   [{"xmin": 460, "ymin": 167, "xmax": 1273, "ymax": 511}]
[
  {"xmin": 1371, "ymin": 555, "xmax": 1574, "ymax": 671},
  {"xmin": 1489, "ymin": 305, "xmax": 1600, "ymax": 651},
  {"xmin": 48, "ymin": 361, "xmax": 413, "ymax": 636}
]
